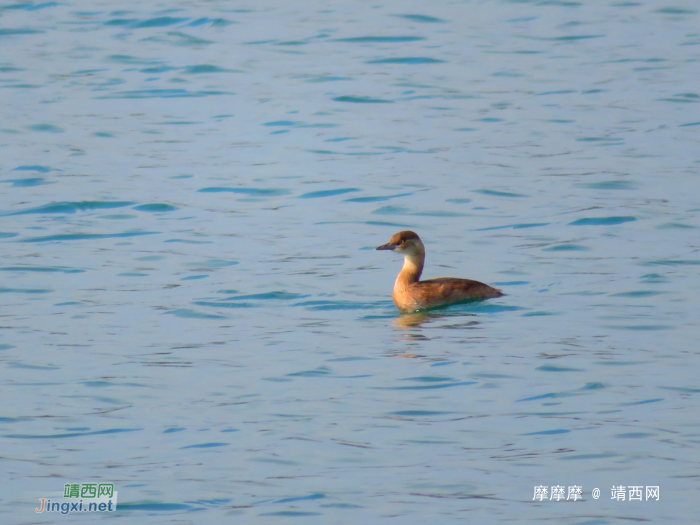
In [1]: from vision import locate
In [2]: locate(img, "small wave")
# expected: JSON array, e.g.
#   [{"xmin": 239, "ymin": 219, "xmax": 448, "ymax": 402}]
[
  {"xmin": 298, "ymin": 188, "xmax": 359, "ymax": 198},
  {"xmin": 133, "ymin": 204, "xmax": 178, "ymax": 212},
  {"xmin": 132, "ymin": 17, "xmax": 189, "ymax": 29},
  {"xmin": 197, "ymin": 187, "xmax": 290, "ymax": 196},
  {"xmin": 367, "ymin": 57, "xmax": 445, "ymax": 64},
  {"xmin": 569, "ymin": 216, "xmax": 636, "ymax": 226},
  {"xmin": 393, "ymin": 14, "xmax": 445, "ymax": 23},
  {"xmin": 19, "ymin": 231, "xmax": 157, "ymax": 242},
  {"xmin": 7, "ymin": 201, "xmax": 133, "ymax": 215},
  {"xmin": 333, "ymin": 95, "xmax": 393, "ymax": 103},
  {"xmin": 334, "ymin": 36, "xmax": 424, "ymax": 43}
]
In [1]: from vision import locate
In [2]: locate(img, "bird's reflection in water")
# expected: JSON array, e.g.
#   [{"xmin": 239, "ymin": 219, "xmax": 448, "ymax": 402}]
[
  {"xmin": 392, "ymin": 310, "xmax": 479, "ymax": 330},
  {"xmin": 389, "ymin": 310, "xmax": 480, "ymax": 358},
  {"xmin": 392, "ymin": 311, "xmax": 434, "ymax": 330}
]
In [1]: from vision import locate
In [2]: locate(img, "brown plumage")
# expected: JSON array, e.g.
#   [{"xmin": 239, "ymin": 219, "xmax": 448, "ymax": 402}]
[{"xmin": 376, "ymin": 231, "xmax": 502, "ymax": 313}]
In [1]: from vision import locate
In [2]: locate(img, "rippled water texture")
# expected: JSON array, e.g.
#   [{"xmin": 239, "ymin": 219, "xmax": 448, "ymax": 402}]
[{"xmin": 1, "ymin": 0, "xmax": 699, "ymax": 523}]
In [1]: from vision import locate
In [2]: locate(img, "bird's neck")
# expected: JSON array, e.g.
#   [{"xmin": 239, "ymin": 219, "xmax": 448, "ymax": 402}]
[{"xmin": 396, "ymin": 252, "xmax": 424, "ymax": 285}]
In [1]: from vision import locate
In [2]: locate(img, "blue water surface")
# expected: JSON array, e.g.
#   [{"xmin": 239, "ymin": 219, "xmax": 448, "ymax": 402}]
[{"xmin": 1, "ymin": 1, "xmax": 699, "ymax": 523}]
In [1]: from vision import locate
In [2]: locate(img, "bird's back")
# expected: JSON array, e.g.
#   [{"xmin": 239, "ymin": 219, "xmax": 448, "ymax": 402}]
[{"xmin": 393, "ymin": 277, "xmax": 502, "ymax": 312}]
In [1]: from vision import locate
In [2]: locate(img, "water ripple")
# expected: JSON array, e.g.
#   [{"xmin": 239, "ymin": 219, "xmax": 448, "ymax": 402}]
[
  {"xmin": 334, "ymin": 36, "xmax": 425, "ymax": 43},
  {"xmin": 333, "ymin": 95, "xmax": 393, "ymax": 103},
  {"xmin": 6, "ymin": 201, "xmax": 134, "ymax": 215},
  {"xmin": 366, "ymin": 57, "xmax": 446, "ymax": 64},
  {"xmin": 5, "ymin": 428, "xmax": 142, "ymax": 439},
  {"xmin": 19, "ymin": 231, "xmax": 158, "ymax": 242}
]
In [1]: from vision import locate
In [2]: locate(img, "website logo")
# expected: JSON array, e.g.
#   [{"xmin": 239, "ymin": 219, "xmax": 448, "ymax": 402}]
[{"xmin": 35, "ymin": 483, "xmax": 118, "ymax": 515}]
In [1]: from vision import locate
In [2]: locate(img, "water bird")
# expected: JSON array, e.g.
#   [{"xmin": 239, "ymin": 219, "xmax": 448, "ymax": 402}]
[{"xmin": 376, "ymin": 231, "xmax": 503, "ymax": 312}]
